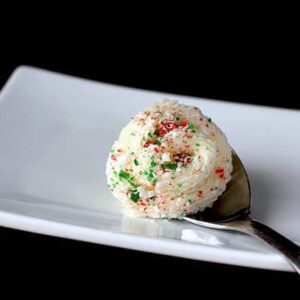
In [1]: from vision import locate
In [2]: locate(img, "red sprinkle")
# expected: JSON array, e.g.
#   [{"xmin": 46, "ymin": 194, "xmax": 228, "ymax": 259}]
[
  {"xmin": 111, "ymin": 154, "xmax": 117, "ymax": 161},
  {"xmin": 215, "ymin": 167, "xmax": 225, "ymax": 179},
  {"xmin": 215, "ymin": 167, "xmax": 224, "ymax": 174},
  {"xmin": 180, "ymin": 120, "xmax": 188, "ymax": 127},
  {"xmin": 197, "ymin": 190, "xmax": 203, "ymax": 197},
  {"xmin": 158, "ymin": 121, "xmax": 179, "ymax": 136},
  {"xmin": 144, "ymin": 140, "xmax": 152, "ymax": 147},
  {"xmin": 154, "ymin": 147, "xmax": 159, "ymax": 153},
  {"xmin": 183, "ymin": 157, "xmax": 192, "ymax": 165},
  {"xmin": 159, "ymin": 127, "xmax": 168, "ymax": 136},
  {"xmin": 163, "ymin": 121, "xmax": 178, "ymax": 130},
  {"xmin": 175, "ymin": 153, "xmax": 192, "ymax": 166}
]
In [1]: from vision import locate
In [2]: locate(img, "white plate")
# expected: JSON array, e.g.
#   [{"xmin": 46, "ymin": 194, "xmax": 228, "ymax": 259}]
[{"xmin": 0, "ymin": 66, "xmax": 299, "ymax": 272}]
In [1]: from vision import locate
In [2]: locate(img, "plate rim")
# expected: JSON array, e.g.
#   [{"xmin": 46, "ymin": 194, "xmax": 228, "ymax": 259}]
[{"xmin": 0, "ymin": 210, "xmax": 293, "ymax": 272}]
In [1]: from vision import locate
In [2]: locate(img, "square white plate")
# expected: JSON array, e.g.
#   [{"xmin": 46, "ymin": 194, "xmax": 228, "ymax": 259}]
[{"xmin": 1, "ymin": 66, "xmax": 299, "ymax": 272}]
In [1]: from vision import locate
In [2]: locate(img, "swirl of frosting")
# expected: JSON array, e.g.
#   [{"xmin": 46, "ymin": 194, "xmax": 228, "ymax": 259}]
[{"xmin": 106, "ymin": 100, "xmax": 232, "ymax": 219}]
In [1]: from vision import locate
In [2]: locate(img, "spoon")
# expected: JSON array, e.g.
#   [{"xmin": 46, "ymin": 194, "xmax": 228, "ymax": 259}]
[{"xmin": 184, "ymin": 151, "xmax": 300, "ymax": 273}]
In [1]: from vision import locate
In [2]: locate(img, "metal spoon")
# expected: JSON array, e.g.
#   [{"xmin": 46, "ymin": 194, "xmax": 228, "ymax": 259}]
[{"xmin": 184, "ymin": 151, "xmax": 300, "ymax": 273}]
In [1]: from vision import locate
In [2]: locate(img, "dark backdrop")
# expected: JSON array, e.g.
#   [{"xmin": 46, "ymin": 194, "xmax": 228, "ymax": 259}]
[
  {"xmin": 1, "ymin": 44, "xmax": 299, "ymax": 290},
  {"xmin": 1, "ymin": 53, "xmax": 299, "ymax": 109}
]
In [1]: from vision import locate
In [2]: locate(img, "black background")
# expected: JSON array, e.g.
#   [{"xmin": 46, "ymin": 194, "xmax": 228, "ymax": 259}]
[{"xmin": 1, "ymin": 25, "xmax": 300, "ymax": 290}]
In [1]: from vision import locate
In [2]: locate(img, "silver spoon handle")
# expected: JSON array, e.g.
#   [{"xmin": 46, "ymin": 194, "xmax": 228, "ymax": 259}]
[
  {"xmin": 248, "ymin": 219, "xmax": 300, "ymax": 273},
  {"xmin": 184, "ymin": 216, "xmax": 300, "ymax": 273}
]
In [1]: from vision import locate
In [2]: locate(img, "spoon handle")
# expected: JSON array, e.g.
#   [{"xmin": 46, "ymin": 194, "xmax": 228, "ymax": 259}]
[
  {"xmin": 248, "ymin": 219, "xmax": 300, "ymax": 273},
  {"xmin": 184, "ymin": 216, "xmax": 300, "ymax": 272}
]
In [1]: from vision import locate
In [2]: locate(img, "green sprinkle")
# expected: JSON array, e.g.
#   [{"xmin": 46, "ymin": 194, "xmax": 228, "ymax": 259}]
[
  {"xmin": 119, "ymin": 170, "xmax": 130, "ymax": 180},
  {"xmin": 177, "ymin": 183, "xmax": 183, "ymax": 188},
  {"xmin": 153, "ymin": 140, "xmax": 161, "ymax": 145},
  {"xmin": 148, "ymin": 177, "xmax": 156, "ymax": 183},
  {"xmin": 148, "ymin": 172, "xmax": 154, "ymax": 179},
  {"xmin": 119, "ymin": 170, "xmax": 138, "ymax": 188},
  {"xmin": 195, "ymin": 143, "xmax": 200, "ymax": 147},
  {"xmin": 131, "ymin": 152, "xmax": 135, "ymax": 155},
  {"xmin": 148, "ymin": 171, "xmax": 157, "ymax": 183},
  {"xmin": 110, "ymin": 149, "xmax": 115, "ymax": 153},
  {"xmin": 192, "ymin": 129, "xmax": 196, "ymax": 133},
  {"xmin": 148, "ymin": 132, "xmax": 152, "ymax": 138},
  {"xmin": 187, "ymin": 123, "xmax": 195, "ymax": 130},
  {"xmin": 207, "ymin": 117, "xmax": 212, "ymax": 123},
  {"xmin": 163, "ymin": 163, "xmax": 177, "ymax": 170},
  {"xmin": 150, "ymin": 161, "xmax": 157, "ymax": 168},
  {"xmin": 143, "ymin": 170, "xmax": 148, "ymax": 176},
  {"xmin": 131, "ymin": 182, "xmax": 139, "ymax": 189},
  {"xmin": 188, "ymin": 198, "xmax": 192, "ymax": 204},
  {"xmin": 134, "ymin": 159, "xmax": 139, "ymax": 166},
  {"xmin": 130, "ymin": 190, "xmax": 140, "ymax": 202},
  {"xmin": 130, "ymin": 132, "xmax": 136, "ymax": 136}
]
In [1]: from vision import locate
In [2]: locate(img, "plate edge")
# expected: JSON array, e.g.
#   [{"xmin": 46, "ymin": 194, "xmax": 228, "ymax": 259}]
[{"xmin": 0, "ymin": 210, "xmax": 293, "ymax": 273}]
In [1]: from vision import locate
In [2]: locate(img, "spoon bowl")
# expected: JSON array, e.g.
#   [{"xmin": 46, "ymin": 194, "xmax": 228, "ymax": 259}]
[{"xmin": 184, "ymin": 150, "xmax": 300, "ymax": 274}]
